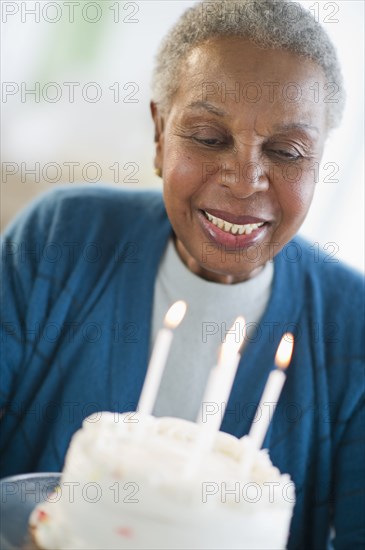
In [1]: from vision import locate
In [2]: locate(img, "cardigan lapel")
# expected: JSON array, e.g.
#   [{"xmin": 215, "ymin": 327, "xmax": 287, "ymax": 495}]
[{"xmin": 109, "ymin": 196, "xmax": 173, "ymax": 411}]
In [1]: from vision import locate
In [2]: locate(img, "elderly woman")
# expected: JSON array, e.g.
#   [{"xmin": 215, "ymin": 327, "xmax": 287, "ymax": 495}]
[{"xmin": 1, "ymin": 0, "xmax": 364, "ymax": 548}]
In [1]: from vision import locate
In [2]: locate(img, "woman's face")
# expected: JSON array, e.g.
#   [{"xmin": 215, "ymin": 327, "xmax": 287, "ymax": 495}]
[{"xmin": 152, "ymin": 38, "xmax": 327, "ymax": 283}]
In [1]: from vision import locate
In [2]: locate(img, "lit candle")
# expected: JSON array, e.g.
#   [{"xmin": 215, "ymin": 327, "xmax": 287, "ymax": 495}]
[
  {"xmin": 137, "ymin": 300, "xmax": 187, "ymax": 416},
  {"xmin": 197, "ymin": 316, "xmax": 246, "ymax": 423},
  {"xmin": 248, "ymin": 333, "xmax": 294, "ymax": 449},
  {"xmin": 183, "ymin": 317, "xmax": 246, "ymax": 477}
]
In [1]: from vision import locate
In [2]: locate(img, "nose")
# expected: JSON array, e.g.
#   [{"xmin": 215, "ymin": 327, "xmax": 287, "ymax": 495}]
[{"xmin": 220, "ymin": 144, "xmax": 269, "ymax": 199}]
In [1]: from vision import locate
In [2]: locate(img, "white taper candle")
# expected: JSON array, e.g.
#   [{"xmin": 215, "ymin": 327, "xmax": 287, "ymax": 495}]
[
  {"xmin": 247, "ymin": 333, "xmax": 294, "ymax": 449},
  {"xmin": 137, "ymin": 300, "xmax": 187, "ymax": 416},
  {"xmin": 183, "ymin": 317, "xmax": 246, "ymax": 478}
]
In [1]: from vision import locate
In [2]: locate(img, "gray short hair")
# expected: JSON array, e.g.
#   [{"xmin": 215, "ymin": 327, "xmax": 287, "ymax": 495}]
[{"xmin": 151, "ymin": 0, "xmax": 345, "ymax": 132}]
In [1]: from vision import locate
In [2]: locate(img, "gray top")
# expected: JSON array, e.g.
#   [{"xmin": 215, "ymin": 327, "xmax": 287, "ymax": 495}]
[{"xmin": 151, "ymin": 239, "xmax": 274, "ymax": 421}]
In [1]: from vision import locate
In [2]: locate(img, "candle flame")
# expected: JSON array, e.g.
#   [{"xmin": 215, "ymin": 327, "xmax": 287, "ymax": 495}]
[
  {"xmin": 219, "ymin": 316, "xmax": 246, "ymax": 365},
  {"xmin": 164, "ymin": 300, "xmax": 187, "ymax": 329},
  {"xmin": 275, "ymin": 333, "xmax": 294, "ymax": 370}
]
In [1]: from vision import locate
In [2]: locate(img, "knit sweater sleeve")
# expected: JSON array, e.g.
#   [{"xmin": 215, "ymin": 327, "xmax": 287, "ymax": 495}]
[
  {"xmin": 0, "ymin": 186, "xmax": 170, "ymax": 477},
  {"xmin": 0, "ymin": 186, "xmax": 157, "ymax": 412},
  {"xmin": 1, "ymin": 189, "xmax": 62, "ymax": 410},
  {"xmin": 313, "ymin": 250, "xmax": 365, "ymax": 549},
  {"xmin": 329, "ymin": 274, "xmax": 365, "ymax": 549},
  {"xmin": 332, "ymin": 396, "xmax": 365, "ymax": 548}
]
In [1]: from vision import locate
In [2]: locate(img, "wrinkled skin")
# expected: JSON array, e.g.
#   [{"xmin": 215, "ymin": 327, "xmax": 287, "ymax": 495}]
[{"xmin": 151, "ymin": 38, "xmax": 327, "ymax": 283}]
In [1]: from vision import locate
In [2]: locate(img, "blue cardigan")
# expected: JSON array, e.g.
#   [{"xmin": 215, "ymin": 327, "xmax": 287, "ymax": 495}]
[{"xmin": 1, "ymin": 187, "xmax": 364, "ymax": 549}]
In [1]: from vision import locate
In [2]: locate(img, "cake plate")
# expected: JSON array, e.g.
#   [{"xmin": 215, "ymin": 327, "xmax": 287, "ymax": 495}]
[{"xmin": 0, "ymin": 473, "xmax": 61, "ymax": 550}]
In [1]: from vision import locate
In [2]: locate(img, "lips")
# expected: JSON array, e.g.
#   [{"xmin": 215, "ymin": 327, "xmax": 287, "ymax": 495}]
[
  {"xmin": 204, "ymin": 211, "xmax": 265, "ymax": 236},
  {"xmin": 198, "ymin": 208, "xmax": 270, "ymax": 249},
  {"xmin": 203, "ymin": 209, "xmax": 267, "ymax": 226}
]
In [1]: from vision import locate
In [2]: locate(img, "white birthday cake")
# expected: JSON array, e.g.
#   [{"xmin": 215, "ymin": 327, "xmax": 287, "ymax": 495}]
[{"xmin": 29, "ymin": 412, "xmax": 295, "ymax": 550}]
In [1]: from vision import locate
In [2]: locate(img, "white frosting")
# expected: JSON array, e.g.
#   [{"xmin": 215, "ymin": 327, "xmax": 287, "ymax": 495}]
[{"xmin": 29, "ymin": 412, "xmax": 295, "ymax": 549}]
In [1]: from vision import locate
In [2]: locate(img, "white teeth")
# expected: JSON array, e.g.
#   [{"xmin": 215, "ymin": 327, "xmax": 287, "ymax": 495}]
[{"xmin": 204, "ymin": 211, "xmax": 265, "ymax": 236}]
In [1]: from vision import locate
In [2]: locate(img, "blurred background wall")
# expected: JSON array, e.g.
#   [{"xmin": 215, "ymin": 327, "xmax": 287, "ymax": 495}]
[{"xmin": 1, "ymin": 0, "xmax": 364, "ymax": 272}]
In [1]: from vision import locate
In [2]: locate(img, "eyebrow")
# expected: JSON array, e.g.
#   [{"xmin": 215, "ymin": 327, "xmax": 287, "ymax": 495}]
[
  {"xmin": 185, "ymin": 101, "xmax": 227, "ymax": 117},
  {"xmin": 272, "ymin": 122, "xmax": 319, "ymax": 134},
  {"xmin": 185, "ymin": 102, "xmax": 319, "ymax": 134}
]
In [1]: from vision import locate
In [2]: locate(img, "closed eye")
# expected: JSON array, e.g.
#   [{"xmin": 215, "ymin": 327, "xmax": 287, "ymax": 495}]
[
  {"xmin": 193, "ymin": 137, "xmax": 224, "ymax": 147},
  {"xmin": 268, "ymin": 149, "xmax": 302, "ymax": 161}
]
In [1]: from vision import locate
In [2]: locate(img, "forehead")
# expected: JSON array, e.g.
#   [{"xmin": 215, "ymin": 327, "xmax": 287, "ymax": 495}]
[
  {"xmin": 171, "ymin": 38, "xmax": 327, "ymax": 131},
  {"xmin": 184, "ymin": 38, "xmax": 324, "ymax": 82}
]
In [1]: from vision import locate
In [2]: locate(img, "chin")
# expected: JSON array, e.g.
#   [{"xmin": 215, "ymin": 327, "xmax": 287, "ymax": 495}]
[{"xmin": 196, "ymin": 258, "xmax": 267, "ymax": 284}]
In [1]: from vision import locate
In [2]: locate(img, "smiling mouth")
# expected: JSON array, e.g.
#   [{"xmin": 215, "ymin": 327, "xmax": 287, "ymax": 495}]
[{"xmin": 203, "ymin": 210, "xmax": 266, "ymax": 236}]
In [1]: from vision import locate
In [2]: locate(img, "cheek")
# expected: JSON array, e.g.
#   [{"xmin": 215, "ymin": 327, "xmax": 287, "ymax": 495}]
[
  {"xmin": 275, "ymin": 170, "xmax": 316, "ymax": 223},
  {"xmin": 163, "ymin": 146, "xmax": 202, "ymax": 201}
]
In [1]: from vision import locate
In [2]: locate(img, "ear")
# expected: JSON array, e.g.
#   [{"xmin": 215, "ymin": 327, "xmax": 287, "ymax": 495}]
[{"xmin": 150, "ymin": 101, "xmax": 165, "ymax": 173}]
